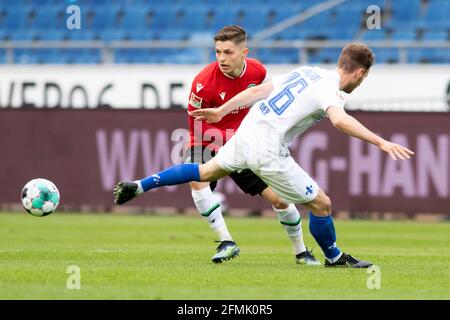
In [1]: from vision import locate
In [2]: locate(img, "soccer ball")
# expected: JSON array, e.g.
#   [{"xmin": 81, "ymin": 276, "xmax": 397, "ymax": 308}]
[{"xmin": 21, "ymin": 178, "xmax": 60, "ymax": 217}]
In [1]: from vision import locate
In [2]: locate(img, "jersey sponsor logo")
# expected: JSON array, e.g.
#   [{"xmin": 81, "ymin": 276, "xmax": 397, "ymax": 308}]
[
  {"xmin": 196, "ymin": 83, "xmax": 204, "ymax": 92},
  {"xmin": 189, "ymin": 92, "xmax": 203, "ymax": 108},
  {"xmin": 219, "ymin": 92, "xmax": 226, "ymax": 100}
]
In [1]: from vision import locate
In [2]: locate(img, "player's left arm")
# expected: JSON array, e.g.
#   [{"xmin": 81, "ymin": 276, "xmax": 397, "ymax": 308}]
[
  {"xmin": 190, "ymin": 81, "xmax": 274, "ymax": 123},
  {"xmin": 327, "ymin": 106, "xmax": 415, "ymax": 160}
]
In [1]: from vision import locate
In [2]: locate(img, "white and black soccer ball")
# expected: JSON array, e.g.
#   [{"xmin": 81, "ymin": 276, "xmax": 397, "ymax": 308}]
[{"xmin": 21, "ymin": 178, "xmax": 60, "ymax": 217}]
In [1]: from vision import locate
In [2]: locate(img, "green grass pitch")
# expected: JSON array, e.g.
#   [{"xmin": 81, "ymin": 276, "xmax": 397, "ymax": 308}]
[{"xmin": 0, "ymin": 212, "xmax": 449, "ymax": 300}]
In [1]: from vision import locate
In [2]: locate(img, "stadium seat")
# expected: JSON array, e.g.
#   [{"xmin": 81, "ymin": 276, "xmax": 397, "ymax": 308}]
[
  {"xmin": 176, "ymin": 7, "xmax": 210, "ymax": 31},
  {"xmin": 119, "ymin": 7, "xmax": 151, "ymax": 30},
  {"xmin": 65, "ymin": 29, "xmax": 97, "ymax": 41},
  {"xmin": 29, "ymin": 8, "xmax": 62, "ymax": 29},
  {"xmin": 309, "ymin": 48, "xmax": 341, "ymax": 64},
  {"xmin": 391, "ymin": 29, "xmax": 418, "ymax": 41},
  {"xmin": 0, "ymin": 50, "xmax": 6, "ymax": 64},
  {"xmin": 372, "ymin": 48, "xmax": 399, "ymax": 64},
  {"xmin": 0, "ymin": 0, "xmax": 447, "ymax": 64},
  {"xmin": 361, "ymin": 29, "xmax": 388, "ymax": 40},
  {"xmin": 422, "ymin": 30, "xmax": 448, "ymax": 41},
  {"xmin": 408, "ymin": 48, "xmax": 450, "ymax": 64},
  {"xmin": 10, "ymin": 29, "xmax": 40, "ymax": 41},
  {"xmin": 0, "ymin": 8, "xmax": 30, "ymax": 30},
  {"xmin": 417, "ymin": 0, "xmax": 450, "ymax": 29},
  {"xmin": 150, "ymin": 7, "xmax": 177, "ymax": 31},
  {"xmin": 89, "ymin": 5, "xmax": 120, "ymax": 31}
]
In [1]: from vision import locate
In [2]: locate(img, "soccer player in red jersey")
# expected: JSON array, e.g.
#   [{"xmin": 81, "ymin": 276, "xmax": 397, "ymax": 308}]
[{"xmin": 158, "ymin": 26, "xmax": 320, "ymax": 265}]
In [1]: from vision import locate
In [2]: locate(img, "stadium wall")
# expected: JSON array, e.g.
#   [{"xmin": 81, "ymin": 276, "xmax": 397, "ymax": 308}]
[
  {"xmin": 0, "ymin": 109, "xmax": 448, "ymax": 215},
  {"xmin": 0, "ymin": 65, "xmax": 449, "ymax": 111}
]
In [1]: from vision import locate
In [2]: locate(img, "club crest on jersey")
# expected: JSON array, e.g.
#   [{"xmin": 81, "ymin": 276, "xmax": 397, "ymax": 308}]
[
  {"xmin": 189, "ymin": 92, "xmax": 203, "ymax": 108},
  {"xmin": 196, "ymin": 83, "xmax": 204, "ymax": 92},
  {"xmin": 219, "ymin": 92, "xmax": 226, "ymax": 100}
]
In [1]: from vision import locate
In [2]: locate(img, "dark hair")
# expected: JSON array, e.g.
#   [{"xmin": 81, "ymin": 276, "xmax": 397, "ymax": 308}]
[
  {"xmin": 214, "ymin": 25, "xmax": 247, "ymax": 44},
  {"xmin": 338, "ymin": 42, "xmax": 375, "ymax": 73}
]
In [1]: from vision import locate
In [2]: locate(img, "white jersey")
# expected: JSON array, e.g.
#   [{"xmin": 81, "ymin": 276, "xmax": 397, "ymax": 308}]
[
  {"xmin": 237, "ymin": 66, "xmax": 346, "ymax": 149},
  {"xmin": 216, "ymin": 66, "xmax": 346, "ymax": 203}
]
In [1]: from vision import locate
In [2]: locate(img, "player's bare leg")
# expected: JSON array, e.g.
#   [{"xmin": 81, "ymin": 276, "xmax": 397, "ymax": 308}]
[
  {"xmin": 260, "ymin": 187, "xmax": 320, "ymax": 266},
  {"xmin": 303, "ymin": 189, "xmax": 372, "ymax": 268},
  {"xmin": 190, "ymin": 180, "xmax": 239, "ymax": 263}
]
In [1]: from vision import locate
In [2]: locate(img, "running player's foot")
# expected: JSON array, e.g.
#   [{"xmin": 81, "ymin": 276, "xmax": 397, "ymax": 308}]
[
  {"xmin": 296, "ymin": 248, "xmax": 321, "ymax": 266},
  {"xmin": 211, "ymin": 240, "xmax": 240, "ymax": 263},
  {"xmin": 324, "ymin": 252, "xmax": 372, "ymax": 268},
  {"xmin": 113, "ymin": 181, "xmax": 139, "ymax": 205}
]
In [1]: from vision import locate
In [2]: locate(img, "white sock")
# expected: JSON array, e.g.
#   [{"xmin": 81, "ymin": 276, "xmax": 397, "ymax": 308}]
[
  {"xmin": 274, "ymin": 204, "xmax": 306, "ymax": 255},
  {"xmin": 134, "ymin": 180, "xmax": 144, "ymax": 194},
  {"xmin": 191, "ymin": 186, "xmax": 233, "ymax": 241}
]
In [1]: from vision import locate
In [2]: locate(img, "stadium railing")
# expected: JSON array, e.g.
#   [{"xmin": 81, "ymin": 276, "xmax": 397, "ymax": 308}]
[{"xmin": 0, "ymin": 39, "xmax": 449, "ymax": 64}]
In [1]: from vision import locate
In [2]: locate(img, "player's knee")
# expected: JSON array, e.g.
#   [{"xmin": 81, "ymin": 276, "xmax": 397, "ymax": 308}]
[
  {"xmin": 308, "ymin": 192, "xmax": 332, "ymax": 216},
  {"xmin": 272, "ymin": 199, "xmax": 289, "ymax": 210},
  {"xmin": 190, "ymin": 181, "xmax": 209, "ymax": 191},
  {"xmin": 317, "ymin": 195, "xmax": 332, "ymax": 215},
  {"xmin": 198, "ymin": 164, "xmax": 213, "ymax": 181}
]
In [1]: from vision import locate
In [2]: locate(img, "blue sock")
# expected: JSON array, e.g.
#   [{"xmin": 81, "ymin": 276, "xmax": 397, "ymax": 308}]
[
  {"xmin": 308, "ymin": 212, "xmax": 341, "ymax": 260},
  {"xmin": 140, "ymin": 163, "xmax": 201, "ymax": 192}
]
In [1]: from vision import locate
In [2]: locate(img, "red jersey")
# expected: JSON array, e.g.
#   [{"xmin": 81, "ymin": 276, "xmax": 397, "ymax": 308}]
[{"xmin": 187, "ymin": 58, "xmax": 266, "ymax": 151}]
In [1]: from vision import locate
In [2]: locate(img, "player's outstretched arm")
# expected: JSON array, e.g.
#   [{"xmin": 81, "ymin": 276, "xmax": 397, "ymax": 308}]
[
  {"xmin": 190, "ymin": 81, "xmax": 274, "ymax": 123},
  {"xmin": 327, "ymin": 106, "xmax": 415, "ymax": 160}
]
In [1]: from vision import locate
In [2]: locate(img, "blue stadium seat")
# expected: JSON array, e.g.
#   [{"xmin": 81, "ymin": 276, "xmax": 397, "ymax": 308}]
[
  {"xmin": 29, "ymin": 8, "xmax": 62, "ymax": 29},
  {"xmin": 271, "ymin": 8, "xmax": 297, "ymax": 24},
  {"xmin": 176, "ymin": 7, "xmax": 210, "ymax": 31},
  {"xmin": 171, "ymin": 48, "xmax": 204, "ymax": 64},
  {"xmin": 10, "ymin": 29, "xmax": 38, "ymax": 41},
  {"xmin": 150, "ymin": 7, "xmax": 177, "ymax": 31},
  {"xmin": 99, "ymin": 29, "xmax": 128, "ymax": 41},
  {"xmin": 408, "ymin": 48, "xmax": 449, "ymax": 64},
  {"xmin": 37, "ymin": 30, "xmax": 67, "ymax": 41},
  {"xmin": 0, "ymin": 0, "xmax": 26, "ymax": 10},
  {"xmin": 120, "ymin": 7, "xmax": 151, "ymax": 30},
  {"xmin": 391, "ymin": 0, "xmax": 421, "ymax": 23},
  {"xmin": 158, "ymin": 29, "xmax": 189, "ymax": 40},
  {"xmin": 309, "ymin": 48, "xmax": 341, "ymax": 64},
  {"xmin": 254, "ymin": 48, "xmax": 298, "ymax": 64},
  {"xmin": 0, "ymin": 50, "xmax": 6, "ymax": 64},
  {"xmin": 361, "ymin": 29, "xmax": 388, "ymax": 40},
  {"xmin": 0, "ymin": 30, "xmax": 7, "ymax": 41},
  {"xmin": 372, "ymin": 48, "xmax": 399, "ymax": 63},
  {"xmin": 66, "ymin": 49, "xmax": 102, "ymax": 64},
  {"xmin": 0, "ymin": 8, "xmax": 30, "ymax": 30},
  {"xmin": 422, "ymin": 30, "xmax": 448, "ymax": 41},
  {"xmin": 417, "ymin": 0, "xmax": 450, "ymax": 29},
  {"xmin": 89, "ymin": 5, "xmax": 120, "ymax": 31},
  {"xmin": 391, "ymin": 29, "xmax": 417, "ymax": 41},
  {"xmin": 209, "ymin": 9, "xmax": 239, "ymax": 31},
  {"xmin": 126, "ymin": 29, "xmax": 158, "ymax": 41},
  {"xmin": 65, "ymin": 29, "xmax": 97, "ymax": 41}
]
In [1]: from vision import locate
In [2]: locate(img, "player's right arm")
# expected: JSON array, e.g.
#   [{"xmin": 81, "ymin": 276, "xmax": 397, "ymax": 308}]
[
  {"xmin": 327, "ymin": 106, "xmax": 414, "ymax": 160},
  {"xmin": 190, "ymin": 80, "xmax": 274, "ymax": 123}
]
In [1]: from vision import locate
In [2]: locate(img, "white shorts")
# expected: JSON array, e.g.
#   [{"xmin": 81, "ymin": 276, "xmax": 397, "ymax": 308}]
[{"xmin": 215, "ymin": 133, "xmax": 319, "ymax": 204}]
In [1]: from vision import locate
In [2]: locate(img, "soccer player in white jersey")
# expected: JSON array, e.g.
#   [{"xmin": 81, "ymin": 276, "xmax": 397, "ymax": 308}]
[{"xmin": 114, "ymin": 43, "xmax": 414, "ymax": 267}]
